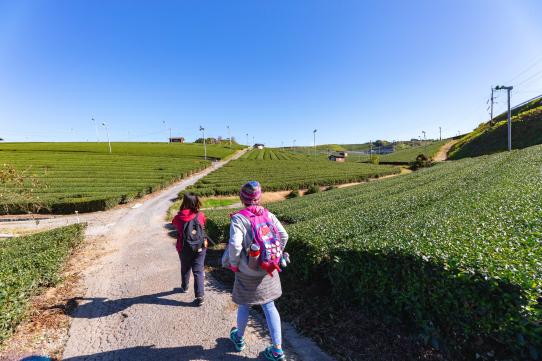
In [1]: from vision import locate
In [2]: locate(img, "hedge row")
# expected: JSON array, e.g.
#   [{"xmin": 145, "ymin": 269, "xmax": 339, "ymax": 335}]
[
  {"xmin": 0, "ymin": 224, "xmax": 86, "ymax": 342},
  {"xmin": 205, "ymin": 145, "xmax": 542, "ymax": 360},
  {"xmin": 187, "ymin": 154, "xmax": 400, "ymax": 197}
]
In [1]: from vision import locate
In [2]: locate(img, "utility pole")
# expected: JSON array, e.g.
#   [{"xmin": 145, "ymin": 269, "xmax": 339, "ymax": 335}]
[
  {"xmin": 495, "ymin": 85, "xmax": 514, "ymax": 151},
  {"xmin": 227, "ymin": 125, "xmax": 231, "ymax": 148},
  {"xmin": 252, "ymin": 136, "xmax": 255, "ymax": 146},
  {"xmin": 422, "ymin": 131, "xmax": 427, "ymax": 155},
  {"xmin": 369, "ymin": 139, "xmax": 372, "ymax": 162},
  {"xmin": 199, "ymin": 126, "xmax": 207, "ymax": 160},
  {"xmin": 490, "ymin": 87, "xmax": 495, "ymax": 125},
  {"xmin": 92, "ymin": 117, "xmax": 100, "ymax": 142},
  {"xmin": 439, "ymin": 126, "xmax": 442, "ymax": 141},
  {"xmin": 246, "ymin": 133, "xmax": 249, "ymax": 147},
  {"xmin": 313, "ymin": 129, "xmax": 317, "ymax": 157},
  {"xmin": 293, "ymin": 139, "xmax": 296, "ymax": 149},
  {"xmin": 101, "ymin": 122, "xmax": 112, "ymax": 153}
]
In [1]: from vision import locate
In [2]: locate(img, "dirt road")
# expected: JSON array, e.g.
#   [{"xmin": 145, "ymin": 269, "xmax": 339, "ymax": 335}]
[
  {"xmin": 8, "ymin": 150, "xmax": 330, "ymax": 361},
  {"xmin": 433, "ymin": 140, "xmax": 458, "ymax": 162}
]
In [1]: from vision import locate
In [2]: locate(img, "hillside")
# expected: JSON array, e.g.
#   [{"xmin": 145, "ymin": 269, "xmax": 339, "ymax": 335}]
[
  {"xmin": 450, "ymin": 97, "xmax": 542, "ymax": 159},
  {"xmin": 205, "ymin": 144, "xmax": 542, "ymax": 360},
  {"xmin": 0, "ymin": 142, "xmax": 241, "ymax": 214},
  {"xmin": 378, "ymin": 140, "xmax": 448, "ymax": 163}
]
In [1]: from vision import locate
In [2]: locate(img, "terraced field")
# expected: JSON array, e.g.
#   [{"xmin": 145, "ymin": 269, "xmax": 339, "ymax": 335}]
[
  {"xmin": 0, "ymin": 142, "xmax": 241, "ymax": 213},
  {"xmin": 379, "ymin": 140, "xmax": 448, "ymax": 163},
  {"xmin": 205, "ymin": 145, "xmax": 542, "ymax": 359},
  {"xmin": 187, "ymin": 148, "xmax": 400, "ymax": 196}
]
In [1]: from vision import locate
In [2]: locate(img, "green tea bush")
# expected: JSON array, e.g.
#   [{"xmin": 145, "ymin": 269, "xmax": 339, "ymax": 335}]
[
  {"xmin": 187, "ymin": 149, "xmax": 400, "ymax": 197},
  {"xmin": 206, "ymin": 145, "xmax": 542, "ymax": 359},
  {"xmin": 0, "ymin": 224, "xmax": 86, "ymax": 342},
  {"xmin": 0, "ymin": 142, "xmax": 239, "ymax": 214}
]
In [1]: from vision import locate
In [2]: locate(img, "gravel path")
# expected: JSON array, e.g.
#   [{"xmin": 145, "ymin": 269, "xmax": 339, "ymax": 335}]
[{"xmin": 47, "ymin": 151, "xmax": 332, "ymax": 361}]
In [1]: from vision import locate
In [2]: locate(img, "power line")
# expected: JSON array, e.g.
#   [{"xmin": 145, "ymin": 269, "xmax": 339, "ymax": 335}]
[{"xmin": 503, "ymin": 54, "xmax": 542, "ymax": 84}]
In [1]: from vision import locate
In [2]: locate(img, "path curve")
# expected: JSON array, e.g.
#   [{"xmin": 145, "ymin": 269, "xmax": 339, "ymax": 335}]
[
  {"xmin": 433, "ymin": 140, "xmax": 458, "ymax": 162},
  {"xmin": 48, "ymin": 150, "xmax": 332, "ymax": 361}
]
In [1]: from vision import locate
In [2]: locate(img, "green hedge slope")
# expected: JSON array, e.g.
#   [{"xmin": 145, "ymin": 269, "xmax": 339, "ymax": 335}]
[
  {"xmin": 449, "ymin": 103, "xmax": 542, "ymax": 160},
  {"xmin": 206, "ymin": 145, "xmax": 542, "ymax": 359},
  {"xmin": 0, "ymin": 224, "xmax": 86, "ymax": 342}
]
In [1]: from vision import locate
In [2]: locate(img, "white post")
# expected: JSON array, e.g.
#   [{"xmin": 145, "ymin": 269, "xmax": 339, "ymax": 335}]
[
  {"xmin": 227, "ymin": 126, "xmax": 231, "ymax": 147},
  {"xmin": 200, "ymin": 126, "xmax": 207, "ymax": 160},
  {"xmin": 92, "ymin": 117, "xmax": 100, "ymax": 142},
  {"xmin": 313, "ymin": 129, "xmax": 317, "ymax": 157},
  {"xmin": 101, "ymin": 122, "xmax": 111, "ymax": 153}
]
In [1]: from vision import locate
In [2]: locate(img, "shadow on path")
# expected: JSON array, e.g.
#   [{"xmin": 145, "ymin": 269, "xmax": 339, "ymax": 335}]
[
  {"xmin": 62, "ymin": 338, "xmax": 261, "ymax": 361},
  {"xmin": 50, "ymin": 288, "xmax": 196, "ymax": 319}
]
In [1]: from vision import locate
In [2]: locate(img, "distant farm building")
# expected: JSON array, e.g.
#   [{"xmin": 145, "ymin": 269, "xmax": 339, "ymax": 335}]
[
  {"xmin": 169, "ymin": 137, "xmax": 185, "ymax": 143},
  {"xmin": 338, "ymin": 151, "xmax": 348, "ymax": 157},
  {"xmin": 254, "ymin": 143, "xmax": 265, "ymax": 150},
  {"xmin": 328, "ymin": 154, "xmax": 346, "ymax": 162}
]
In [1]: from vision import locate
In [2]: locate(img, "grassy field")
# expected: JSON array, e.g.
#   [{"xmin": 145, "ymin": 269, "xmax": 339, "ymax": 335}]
[
  {"xmin": 378, "ymin": 140, "xmax": 448, "ymax": 163},
  {"xmin": 449, "ymin": 104, "xmax": 542, "ymax": 159},
  {"xmin": 0, "ymin": 224, "xmax": 85, "ymax": 343},
  {"xmin": 0, "ymin": 142, "xmax": 242, "ymax": 214},
  {"xmin": 186, "ymin": 148, "xmax": 400, "ymax": 196},
  {"xmin": 205, "ymin": 145, "xmax": 542, "ymax": 360}
]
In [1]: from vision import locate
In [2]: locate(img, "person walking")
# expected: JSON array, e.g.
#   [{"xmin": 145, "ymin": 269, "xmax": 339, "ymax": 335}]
[
  {"xmin": 223, "ymin": 181, "xmax": 289, "ymax": 361},
  {"xmin": 172, "ymin": 192, "xmax": 208, "ymax": 306}
]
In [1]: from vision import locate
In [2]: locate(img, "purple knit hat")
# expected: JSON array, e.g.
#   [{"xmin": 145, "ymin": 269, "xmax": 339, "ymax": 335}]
[{"xmin": 240, "ymin": 181, "xmax": 262, "ymax": 205}]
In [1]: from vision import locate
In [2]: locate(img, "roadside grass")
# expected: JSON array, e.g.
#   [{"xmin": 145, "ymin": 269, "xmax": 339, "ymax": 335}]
[
  {"xmin": 0, "ymin": 224, "xmax": 86, "ymax": 343},
  {"xmin": 166, "ymin": 196, "xmax": 240, "ymax": 220},
  {"xmin": 0, "ymin": 142, "xmax": 241, "ymax": 214}
]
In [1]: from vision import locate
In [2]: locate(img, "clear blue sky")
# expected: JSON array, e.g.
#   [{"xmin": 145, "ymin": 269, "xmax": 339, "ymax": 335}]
[{"xmin": 1, "ymin": 0, "xmax": 541, "ymax": 146}]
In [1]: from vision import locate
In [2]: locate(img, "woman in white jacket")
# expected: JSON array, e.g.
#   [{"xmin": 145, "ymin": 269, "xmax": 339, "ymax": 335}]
[{"xmin": 224, "ymin": 181, "xmax": 288, "ymax": 361}]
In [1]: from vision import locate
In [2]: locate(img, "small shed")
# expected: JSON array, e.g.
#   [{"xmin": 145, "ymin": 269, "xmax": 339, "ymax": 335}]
[
  {"xmin": 169, "ymin": 137, "xmax": 185, "ymax": 143},
  {"xmin": 254, "ymin": 143, "xmax": 265, "ymax": 150},
  {"xmin": 338, "ymin": 151, "xmax": 349, "ymax": 157},
  {"xmin": 328, "ymin": 154, "xmax": 346, "ymax": 162}
]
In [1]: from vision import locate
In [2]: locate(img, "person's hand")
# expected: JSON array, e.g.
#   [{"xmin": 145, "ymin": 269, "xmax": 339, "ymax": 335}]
[{"xmin": 229, "ymin": 265, "xmax": 240, "ymax": 273}]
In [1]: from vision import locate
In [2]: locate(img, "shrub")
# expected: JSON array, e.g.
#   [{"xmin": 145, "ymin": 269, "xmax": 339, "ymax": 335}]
[
  {"xmin": 286, "ymin": 190, "xmax": 301, "ymax": 199},
  {"xmin": 370, "ymin": 155, "xmax": 380, "ymax": 165},
  {"xmin": 305, "ymin": 185, "xmax": 321, "ymax": 195}
]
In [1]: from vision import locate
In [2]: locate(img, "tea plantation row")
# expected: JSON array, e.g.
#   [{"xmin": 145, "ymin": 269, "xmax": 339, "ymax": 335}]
[
  {"xmin": 0, "ymin": 142, "xmax": 241, "ymax": 214},
  {"xmin": 204, "ymin": 145, "xmax": 542, "ymax": 359},
  {"xmin": 187, "ymin": 149, "xmax": 400, "ymax": 196},
  {"xmin": 0, "ymin": 224, "xmax": 86, "ymax": 343}
]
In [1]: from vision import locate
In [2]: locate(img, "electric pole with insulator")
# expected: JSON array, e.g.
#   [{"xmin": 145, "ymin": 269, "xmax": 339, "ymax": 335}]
[{"xmin": 494, "ymin": 85, "xmax": 514, "ymax": 151}]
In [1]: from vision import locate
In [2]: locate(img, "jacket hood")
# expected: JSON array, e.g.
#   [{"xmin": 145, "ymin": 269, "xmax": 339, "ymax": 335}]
[
  {"xmin": 244, "ymin": 205, "xmax": 265, "ymax": 216},
  {"xmin": 178, "ymin": 209, "xmax": 198, "ymax": 222}
]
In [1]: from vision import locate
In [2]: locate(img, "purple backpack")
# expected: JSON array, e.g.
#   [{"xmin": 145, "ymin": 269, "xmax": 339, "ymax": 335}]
[{"xmin": 237, "ymin": 208, "xmax": 283, "ymax": 276}]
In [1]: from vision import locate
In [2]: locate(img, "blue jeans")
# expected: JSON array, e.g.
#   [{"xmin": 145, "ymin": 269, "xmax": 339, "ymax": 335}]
[{"xmin": 237, "ymin": 301, "xmax": 282, "ymax": 346}]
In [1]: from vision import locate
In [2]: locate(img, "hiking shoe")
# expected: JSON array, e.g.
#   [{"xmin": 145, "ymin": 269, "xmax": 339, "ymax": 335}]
[
  {"xmin": 264, "ymin": 346, "xmax": 285, "ymax": 361},
  {"xmin": 229, "ymin": 327, "xmax": 246, "ymax": 351},
  {"xmin": 195, "ymin": 297, "xmax": 205, "ymax": 306}
]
